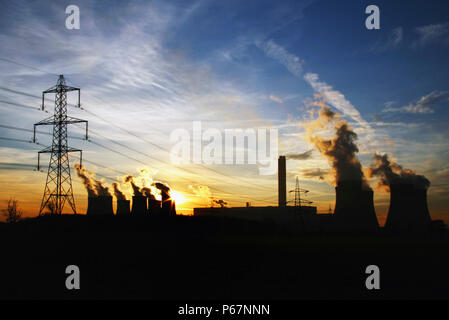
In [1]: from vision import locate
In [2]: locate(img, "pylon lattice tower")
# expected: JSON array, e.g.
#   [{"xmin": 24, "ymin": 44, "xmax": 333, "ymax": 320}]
[
  {"xmin": 33, "ymin": 75, "xmax": 88, "ymax": 215},
  {"xmin": 290, "ymin": 177, "xmax": 312, "ymax": 228}
]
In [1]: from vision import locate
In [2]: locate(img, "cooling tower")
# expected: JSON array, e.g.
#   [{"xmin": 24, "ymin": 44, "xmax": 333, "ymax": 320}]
[
  {"xmin": 385, "ymin": 184, "xmax": 431, "ymax": 232},
  {"xmin": 86, "ymin": 197, "xmax": 99, "ymax": 215},
  {"xmin": 161, "ymin": 199, "xmax": 176, "ymax": 216},
  {"xmin": 278, "ymin": 156, "xmax": 286, "ymax": 207},
  {"xmin": 148, "ymin": 198, "xmax": 161, "ymax": 215},
  {"xmin": 132, "ymin": 196, "xmax": 147, "ymax": 215},
  {"xmin": 333, "ymin": 180, "xmax": 379, "ymax": 230},
  {"xmin": 116, "ymin": 199, "xmax": 131, "ymax": 215},
  {"xmin": 97, "ymin": 196, "xmax": 114, "ymax": 215},
  {"xmin": 87, "ymin": 196, "xmax": 114, "ymax": 215},
  {"xmin": 171, "ymin": 200, "xmax": 177, "ymax": 216}
]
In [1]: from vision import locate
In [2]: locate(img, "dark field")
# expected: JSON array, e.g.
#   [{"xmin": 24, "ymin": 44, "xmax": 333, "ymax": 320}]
[{"xmin": 0, "ymin": 215, "xmax": 448, "ymax": 299}]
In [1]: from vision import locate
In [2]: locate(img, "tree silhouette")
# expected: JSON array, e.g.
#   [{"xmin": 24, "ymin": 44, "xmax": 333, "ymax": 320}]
[{"xmin": 2, "ymin": 198, "xmax": 23, "ymax": 223}]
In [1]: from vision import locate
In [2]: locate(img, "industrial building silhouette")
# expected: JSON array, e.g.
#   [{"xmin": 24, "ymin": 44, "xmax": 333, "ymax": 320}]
[
  {"xmin": 194, "ymin": 156, "xmax": 434, "ymax": 233},
  {"xmin": 86, "ymin": 194, "xmax": 175, "ymax": 216},
  {"xmin": 79, "ymin": 154, "xmax": 434, "ymax": 233}
]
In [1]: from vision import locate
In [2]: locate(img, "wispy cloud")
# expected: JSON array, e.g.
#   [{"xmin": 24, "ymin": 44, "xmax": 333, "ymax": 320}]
[
  {"xmin": 383, "ymin": 91, "xmax": 449, "ymax": 114},
  {"xmin": 300, "ymin": 168, "xmax": 328, "ymax": 180},
  {"xmin": 303, "ymin": 73, "xmax": 370, "ymax": 129},
  {"xmin": 255, "ymin": 39, "xmax": 304, "ymax": 77},
  {"xmin": 370, "ymin": 27, "xmax": 403, "ymax": 52},
  {"xmin": 286, "ymin": 150, "xmax": 313, "ymax": 160},
  {"xmin": 269, "ymin": 94, "xmax": 283, "ymax": 104},
  {"xmin": 412, "ymin": 22, "xmax": 449, "ymax": 48}
]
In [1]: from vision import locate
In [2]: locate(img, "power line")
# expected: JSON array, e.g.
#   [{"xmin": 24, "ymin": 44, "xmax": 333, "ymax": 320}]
[
  {"xmin": 82, "ymin": 107, "xmax": 275, "ymax": 192},
  {"xmin": 0, "ymin": 123, "xmax": 86, "ymax": 141},
  {"xmin": 0, "ymin": 136, "xmax": 34, "ymax": 144},
  {"xmin": 0, "ymin": 99, "xmax": 43, "ymax": 112},
  {"xmin": 0, "ymin": 60, "xmax": 277, "ymax": 203},
  {"xmin": 1, "ymin": 84, "xmax": 275, "ymax": 192},
  {"xmin": 0, "ymin": 57, "xmax": 58, "ymax": 76},
  {"xmin": 0, "ymin": 133, "xmax": 275, "ymax": 205}
]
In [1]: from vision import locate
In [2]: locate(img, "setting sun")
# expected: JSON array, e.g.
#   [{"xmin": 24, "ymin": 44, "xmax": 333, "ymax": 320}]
[{"xmin": 170, "ymin": 190, "xmax": 187, "ymax": 205}]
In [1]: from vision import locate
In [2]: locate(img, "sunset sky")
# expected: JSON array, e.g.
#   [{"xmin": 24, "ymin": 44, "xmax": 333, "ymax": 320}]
[{"xmin": 1, "ymin": 0, "xmax": 448, "ymax": 225}]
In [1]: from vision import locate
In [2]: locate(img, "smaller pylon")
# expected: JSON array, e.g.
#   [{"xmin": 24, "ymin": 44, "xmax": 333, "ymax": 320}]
[{"xmin": 289, "ymin": 177, "xmax": 313, "ymax": 230}]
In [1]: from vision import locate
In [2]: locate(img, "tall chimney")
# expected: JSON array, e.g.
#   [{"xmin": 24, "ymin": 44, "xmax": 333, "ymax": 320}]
[
  {"xmin": 386, "ymin": 184, "xmax": 431, "ymax": 232},
  {"xmin": 116, "ymin": 199, "xmax": 131, "ymax": 215},
  {"xmin": 334, "ymin": 180, "xmax": 379, "ymax": 230},
  {"xmin": 278, "ymin": 156, "xmax": 286, "ymax": 207},
  {"xmin": 131, "ymin": 196, "xmax": 147, "ymax": 215}
]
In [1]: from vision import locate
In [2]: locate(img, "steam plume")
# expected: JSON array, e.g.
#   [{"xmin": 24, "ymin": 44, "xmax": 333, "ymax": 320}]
[
  {"xmin": 368, "ymin": 153, "xmax": 430, "ymax": 190},
  {"xmin": 213, "ymin": 199, "xmax": 227, "ymax": 208},
  {"xmin": 94, "ymin": 180, "xmax": 110, "ymax": 196},
  {"xmin": 125, "ymin": 175, "xmax": 143, "ymax": 196},
  {"xmin": 141, "ymin": 187, "xmax": 156, "ymax": 200},
  {"xmin": 154, "ymin": 182, "xmax": 171, "ymax": 201},
  {"xmin": 304, "ymin": 105, "xmax": 370, "ymax": 189},
  {"xmin": 112, "ymin": 182, "xmax": 126, "ymax": 200},
  {"xmin": 74, "ymin": 164, "xmax": 97, "ymax": 197}
]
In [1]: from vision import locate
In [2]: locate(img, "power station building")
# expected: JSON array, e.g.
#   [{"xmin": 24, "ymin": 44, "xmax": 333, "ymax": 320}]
[{"xmin": 194, "ymin": 156, "xmax": 323, "ymax": 231}]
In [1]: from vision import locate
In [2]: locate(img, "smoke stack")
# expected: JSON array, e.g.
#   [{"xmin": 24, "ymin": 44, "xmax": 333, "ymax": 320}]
[
  {"xmin": 386, "ymin": 184, "xmax": 431, "ymax": 232},
  {"xmin": 148, "ymin": 198, "xmax": 161, "ymax": 215},
  {"xmin": 116, "ymin": 199, "xmax": 131, "ymax": 215},
  {"xmin": 131, "ymin": 196, "xmax": 147, "ymax": 215},
  {"xmin": 334, "ymin": 180, "xmax": 379, "ymax": 230},
  {"xmin": 278, "ymin": 156, "xmax": 286, "ymax": 207}
]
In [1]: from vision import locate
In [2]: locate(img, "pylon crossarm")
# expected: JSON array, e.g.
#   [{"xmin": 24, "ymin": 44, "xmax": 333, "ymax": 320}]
[
  {"xmin": 43, "ymin": 85, "xmax": 79, "ymax": 94},
  {"xmin": 34, "ymin": 116, "xmax": 54, "ymax": 126},
  {"xmin": 65, "ymin": 116, "xmax": 87, "ymax": 123}
]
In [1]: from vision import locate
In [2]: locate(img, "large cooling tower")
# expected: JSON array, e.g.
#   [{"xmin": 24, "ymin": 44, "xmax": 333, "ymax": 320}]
[
  {"xmin": 386, "ymin": 184, "xmax": 431, "ymax": 232},
  {"xmin": 333, "ymin": 180, "xmax": 379, "ymax": 230},
  {"xmin": 87, "ymin": 196, "xmax": 114, "ymax": 215},
  {"xmin": 148, "ymin": 198, "xmax": 161, "ymax": 215},
  {"xmin": 131, "ymin": 196, "xmax": 147, "ymax": 215},
  {"xmin": 116, "ymin": 199, "xmax": 131, "ymax": 215}
]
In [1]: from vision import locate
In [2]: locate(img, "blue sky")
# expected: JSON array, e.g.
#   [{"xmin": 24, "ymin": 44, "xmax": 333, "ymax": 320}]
[{"xmin": 0, "ymin": 0, "xmax": 448, "ymax": 222}]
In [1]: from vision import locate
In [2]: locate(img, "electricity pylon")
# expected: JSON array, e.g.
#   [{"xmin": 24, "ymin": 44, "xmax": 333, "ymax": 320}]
[
  {"xmin": 289, "ymin": 176, "xmax": 313, "ymax": 230},
  {"xmin": 33, "ymin": 75, "xmax": 88, "ymax": 215}
]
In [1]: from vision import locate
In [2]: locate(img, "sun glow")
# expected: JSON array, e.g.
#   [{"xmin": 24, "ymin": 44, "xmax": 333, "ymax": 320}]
[{"xmin": 170, "ymin": 190, "xmax": 187, "ymax": 205}]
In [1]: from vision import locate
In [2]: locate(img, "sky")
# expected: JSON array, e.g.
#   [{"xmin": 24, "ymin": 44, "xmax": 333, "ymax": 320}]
[{"xmin": 0, "ymin": 0, "xmax": 448, "ymax": 225}]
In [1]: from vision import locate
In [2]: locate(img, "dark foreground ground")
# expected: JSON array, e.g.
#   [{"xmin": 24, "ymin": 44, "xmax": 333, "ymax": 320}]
[{"xmin": 0, "ymin": 214, "xmax": 448, "ymax": 300}]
